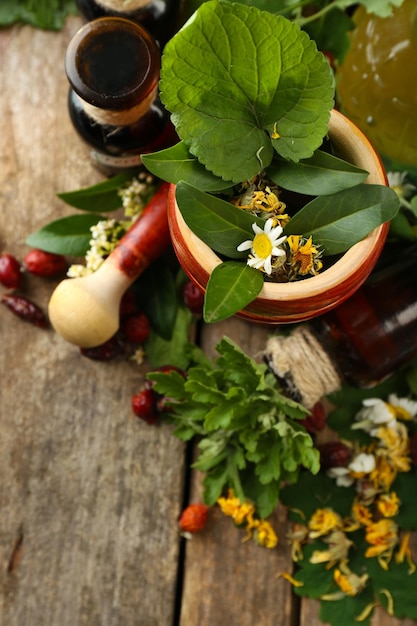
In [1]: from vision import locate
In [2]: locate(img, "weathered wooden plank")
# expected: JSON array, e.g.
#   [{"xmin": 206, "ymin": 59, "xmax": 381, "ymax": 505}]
[
  {"xmin": 179, "ymin": 317, "xmax": 296, "ymax": 626},
  {"xmin": 0, "ymin": 19, "xmax": 185, "ymax": 626}
]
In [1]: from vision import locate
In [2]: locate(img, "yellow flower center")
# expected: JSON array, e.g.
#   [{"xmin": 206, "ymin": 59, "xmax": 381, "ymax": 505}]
[{"xmin": 252, "ymin": 233, "xmax": 273, "ymax": 259}]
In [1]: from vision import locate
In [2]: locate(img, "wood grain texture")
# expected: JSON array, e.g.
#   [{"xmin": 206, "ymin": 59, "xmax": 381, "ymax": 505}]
[
  {"xmin": 0, "ymin": 14, "xmax": 416, "ymax": 626},
  {"xmin": 0, "ymin": 18, "xmax": 185, "ymax": 626},
  {"xmin": 179, "ymin": 318, "xmax": 295, "ymax": 626}
]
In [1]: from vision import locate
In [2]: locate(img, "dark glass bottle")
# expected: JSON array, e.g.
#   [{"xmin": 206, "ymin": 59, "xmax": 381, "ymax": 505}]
[
  {"xmin": 265, "ymin": 246, "xmax": 417, "ymax": 408},
  {"xmin": 65, "ymin": 17, "xmax": 177, "ymax": 175},
  {"xmin": 75, "ymin": 0, "xmax": 180, "ymax": 48}
]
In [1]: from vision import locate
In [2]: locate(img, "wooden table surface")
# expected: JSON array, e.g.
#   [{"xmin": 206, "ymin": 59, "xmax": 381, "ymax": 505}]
[{"xmin": 0, "ymin": 17, "xmax": 415, "ymax": 626}]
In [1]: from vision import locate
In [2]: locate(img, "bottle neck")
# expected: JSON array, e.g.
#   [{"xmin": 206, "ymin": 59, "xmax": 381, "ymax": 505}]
[
  {"xmin": 95, "ymin": 0, "xmax": 151, "ymax": 10},
  {"xmin": 264, "ymin": 325, "xmax": 342, "ymax": 408},
  {"xmin": 78, "ymin": 85, "xmax": 158, "ymax": 126}
]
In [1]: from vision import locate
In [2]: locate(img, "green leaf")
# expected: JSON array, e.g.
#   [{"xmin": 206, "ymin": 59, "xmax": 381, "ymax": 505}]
[
  {"xmin": 285, "ymin": 184, "xmax": 400, "ymax": 255},
  {"xmin": 141, "ymin": 142, "xmax": 233, "ymax": 192},
  {"xmin": 144, "ymin": 306, "xmax": 194, "ymax": 370},
  {"xmin": 392, "ymin": 470, "xmax": 417, "ymax": 530},
  {"xmin": 148, "ymin": 370, "xmax": 187, "ymax": 399},
  {"xmin": 160, "ymin": 0, "xmax": 334, "ymax": 183},
  {"xmin": 133, "ymin": 260, "xmax": 178, "ymax": 340},
  {"xmin": 406, "ymin": 361, "xmax": 417, "ymax": 396},
  {"xmin": 319, "ymin": 588, "xmax": 374, "ymax": 626},
  {"xmin": 175, "ymin": 182, "xmax": 264, "ymax": 258},
  {"xmin": 281, "ymin": 471, "xmax": 356, "ymax": 520},
  {"xmin": 185, "ymin": 378, "xmax": 225, "ymax": 405},
  {"xmin": 204, "ymin": 392, "xmax": 246, "ymax": 430},
  {"xmin": 0, "ymin": 0, "xmax": 78, "ymax": 30},
  {"xmin": 203, "ymin": 261, "xmax": 264, "ymax": 323},
  {"xmin": 255, "ymin": 437, "xmax": 282, "ymax": 484},
  {"xmin": 367, "ymin": 553, "xmax": 417, "ymax": 619},
  {"xmin": 291, "ymin": 544, "xmax": 336, "ymax": 599},
  {"xmin": 240, "ymin": 469, "xmax": 280, "ymax": 518},
  {"xmin": 57, "ymin": 173, "xmax": 132, "ymax": 212},
  {"xmin": 25, "ymin": 214, "xmax": 103, "ymax": 256},
  {"xmin": 388, "ymin": 210, "xmax": 417, "ymax": 242},
  {"xmin": 267, "ymin": 150, "xmax": 369, "ymax": 196},
  {"xmin": 216, "ymin": 335, "xmax": 268, "ymax": 390},
  {"xmin": 202, "ymin": 461, "xmax": 230, "ymax": 505}
]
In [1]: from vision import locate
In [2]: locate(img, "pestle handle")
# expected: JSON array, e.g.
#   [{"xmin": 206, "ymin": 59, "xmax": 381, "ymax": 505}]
[{"xmin": 48, "ymin": 182, "xmax": 171, "ymax": 348}]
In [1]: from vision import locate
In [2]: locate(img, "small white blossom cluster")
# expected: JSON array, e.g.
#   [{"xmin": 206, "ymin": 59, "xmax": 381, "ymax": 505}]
[
  {"xmin": 118, "ymin": 172, "xmax": 155, "ymax": 218},
  {"xmin": 67, "ymin": 174, "xmax": 155, "ymax": 278},
  {"xmin": 67, "ymin": 218, "xmax": 125, "ymax": 277}
]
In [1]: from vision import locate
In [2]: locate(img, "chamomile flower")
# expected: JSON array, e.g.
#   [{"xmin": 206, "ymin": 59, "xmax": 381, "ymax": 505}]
[
  {"xmin": 387, "ymin": 171, "xmax": 416, "ymax": 208},
  {"xmin": 237, "ymin": 218, "xmax": 287, "ymax": 275},
  {"xmin": 387, "ymin": 393, "xmax": 417, "ymax": 420}
]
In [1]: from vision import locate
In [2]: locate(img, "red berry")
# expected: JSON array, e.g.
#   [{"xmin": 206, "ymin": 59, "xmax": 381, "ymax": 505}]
[
  {"xmin": 301, "ymin": 402, "xmax": 327, "ymax": 434},
  {"xmin": 318, "ymin": 441, "xmax": 352, "ymax": 470},
  {"xmin": 182, "ymin": 280, "xmax": 204, "ymax": 316},
  {"xmin": 80, "ymin": 336, "xmax": 124, "ymax": 361},
  {"xmin": 179, "ymin": 503, "xmax": 209, "ymax": 534},
  {"xmin": 1, "ymin": 293, "xmax": 48, "ymax": 327},
  {"xmin": 131, "ymin": 388, "xmax": 158, "ymax": 424},
  {"xmin": 0, "ymin": 253, "xmax": 21, "ymax": 289},
  {"xmin": 24, "ymin": 249, "xmax": 67, "ymax": 277},
  {"xmin": 119, "ymin": 289, "xmax": 138, "ymax": 318},
  {"xmin": 121, "ymin": 311, "xmax": 150, "ymax": 344}
]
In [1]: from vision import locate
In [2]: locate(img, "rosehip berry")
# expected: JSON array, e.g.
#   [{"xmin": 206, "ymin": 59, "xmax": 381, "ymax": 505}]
[
  {"xmin": 120, "ymin": 311, "xmax": 150, "ymax": 344},
  {"xmin": 1, "ymin": 293, "xmax": 48, "ymax": 327},
  {"xmin": 0, "ymin": 253, "xmax": 22, "ymax": 289},
  {"xmin": 119, "ymin": 289, "xmax": 138, "ymax": 318},
  {"xmin": 131, "ymin": 388, "xmax": 158, "ymax": 424},
  {"xmin": 80, "ymin": 336, "xmax": 124, "ymax": 361},
  {"xmin": 318, "ymin": 441, "xmax": 352, "ymax": 470},
  {"xmin": 179, "ymin": 503, "xmax": 209, "ymax": 534},
  {"xmin": 24, "ymin": 249, "xmax": 67, "ymax": 277},
  {"xmin": 182, "ymin": 280, "xmax": 204, "ymax": 316},
  {"xmin": 301, "ymin": 402, "xmax": 327, "ymax": 434}
]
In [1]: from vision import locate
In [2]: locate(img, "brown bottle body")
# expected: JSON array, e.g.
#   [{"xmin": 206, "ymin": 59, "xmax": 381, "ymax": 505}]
[
  {"xmin": 75, "ymin": 0, "xmax": 180, "ymax": 47},
  {"xmin": 65, "ymin": 17, "xmax": 177, "ymax": 174},
  {"xmin": 313, "ymin": 247, "xmax": 417, "ymax": 387}
]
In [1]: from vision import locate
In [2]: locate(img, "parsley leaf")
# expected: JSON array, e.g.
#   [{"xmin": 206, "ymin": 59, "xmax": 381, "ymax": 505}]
[{"xmin": 148, "ymin": 336, "xmax": 319, "ymax": 518}]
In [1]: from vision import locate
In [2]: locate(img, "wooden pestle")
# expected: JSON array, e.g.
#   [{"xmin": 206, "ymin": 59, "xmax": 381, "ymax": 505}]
[{"xmin": 48, "ymin": 182, "xmax": 172, "ymax": 348}]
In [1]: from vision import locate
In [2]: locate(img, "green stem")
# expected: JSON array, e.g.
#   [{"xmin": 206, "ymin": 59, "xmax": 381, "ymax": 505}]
[
  {"xmin": 227, "ymin": 455, "xmax": 245, "ymax": 502},
  {"xmin": 296, "ymin": 2, "xmax": 354, "ymax": 27}
]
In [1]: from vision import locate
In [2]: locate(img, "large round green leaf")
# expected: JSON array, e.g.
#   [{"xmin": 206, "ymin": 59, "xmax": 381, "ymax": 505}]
[{"xmin": 160, "ymin": 0, "xmax": 334, "ymax": 183}]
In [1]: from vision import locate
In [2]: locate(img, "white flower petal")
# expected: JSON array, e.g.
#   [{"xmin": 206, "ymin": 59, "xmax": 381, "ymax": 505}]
[
  {"xmin": 269, "ymin": 224, "xmax": 283, "ymax": 240},
  {"xmin": 348, "ymin": 452, "xmax": 375, "ymax": 474},
  {"xmin": 247, "ymin": 257, "xmax": 264, "ymax": 269},
  {"xmin": 237, "ymin": 239, "xmax": 253, "ymax": 252}
]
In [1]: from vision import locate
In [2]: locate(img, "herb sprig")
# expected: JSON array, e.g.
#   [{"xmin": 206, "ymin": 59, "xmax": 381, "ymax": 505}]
[
  {"xmin": 148, "ymin": 336, "xmax": 320, "ymax": 518},
  {"xmin": 0, "ymin": 0, "xmax": 77, "ymax": 30}
]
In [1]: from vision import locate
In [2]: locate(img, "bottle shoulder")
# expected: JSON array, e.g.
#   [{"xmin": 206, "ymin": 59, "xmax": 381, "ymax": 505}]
[
  {"xmin": 68, "ymin": 89, "xmax": 176, "ymax": 155},
  {"xmin": 75, "ymin": 0, "xmax": 180, "ymax": 46}
]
